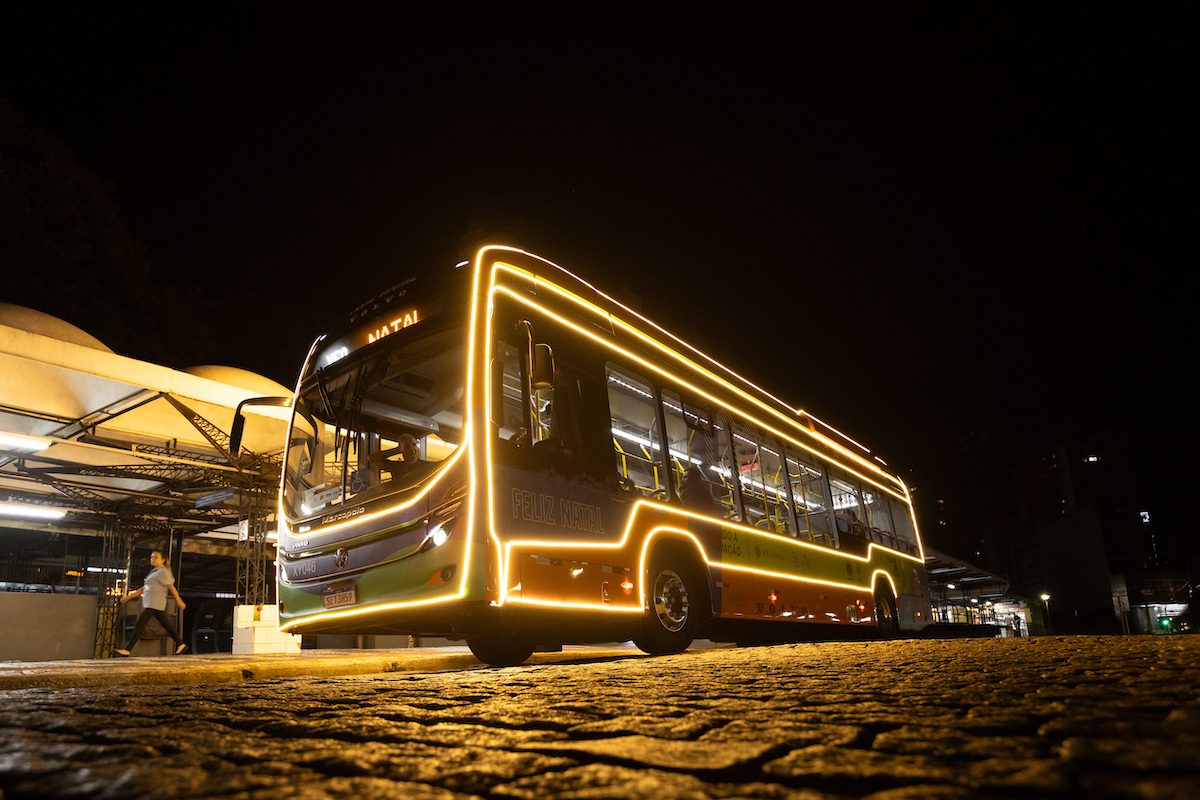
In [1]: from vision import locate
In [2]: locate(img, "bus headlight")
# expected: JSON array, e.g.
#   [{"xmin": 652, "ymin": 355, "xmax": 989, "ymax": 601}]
[
  {"xmin": 431, "ymin": 524, "xmax": 449, "ymax": 547},
  {"xmin": 420, "ymin": 520, "xmax": 454, "ymax": 553}
]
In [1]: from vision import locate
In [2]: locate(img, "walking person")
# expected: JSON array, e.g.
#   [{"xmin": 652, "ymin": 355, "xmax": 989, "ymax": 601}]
[{"xmin": 116, "ymin": 550, "xmax": 188, "ymax": 656}]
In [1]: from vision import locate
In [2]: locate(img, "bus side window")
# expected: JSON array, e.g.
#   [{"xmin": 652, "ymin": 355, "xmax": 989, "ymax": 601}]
[
  {"xmin": 530, "ymin": 365, "xmax": 554, "ymax": 448},
  {"xmin": 606, "ymin": 364, "xmax": 665, "ymax": 498},
  {"xmin": 784, "ymin": 445, "xmax": 835, "ymax": 547},
  {"xmin": 492, "ymin": 339, "xmax": 528, "ymax": 445},
  {"xmin": 859, "ymin": 484, "xmax": 895, "ymax": 549},
  {"xmin": 829, "ymin": 469, "xmax": 869, "ymax": 552},
  {"xmin": 731, "ymin": 421, "xmax": 792, "ymax": 534},
  {"xmin": 661, "ymin": 388, "xmax": 729, "ymax": 518},
  {"xmin": 541, "ymin": 365, "xmax": 587, "ymax": 464},
  {"xmin": 727, "ymin": 422, "xmax": 764, "ymax": 528},
  {"xmin": 758, "ymin": 433, "xmax": 795, "ymax": 536},
  {"xmin": 889, "ymin": 496, "xmax": 919, "ymax": 554}
]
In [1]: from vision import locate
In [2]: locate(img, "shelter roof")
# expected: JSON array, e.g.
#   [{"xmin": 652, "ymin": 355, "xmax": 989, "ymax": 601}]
[{"xmin": 0, "ymin": 312, "xmax": 291, "ymax": 545}]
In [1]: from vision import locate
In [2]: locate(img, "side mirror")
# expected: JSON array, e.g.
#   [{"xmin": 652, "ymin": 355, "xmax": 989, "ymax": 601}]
[
  {"xmin": 230, "ymin": 396, "xmax": 293, "ymax": 457},
  {"xmin": 531, "ymin": 343, "xmax": 554, "ymax": 391}
]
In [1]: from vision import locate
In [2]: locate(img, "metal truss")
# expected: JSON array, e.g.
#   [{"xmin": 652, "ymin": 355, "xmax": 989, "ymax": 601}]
[
  {"xmin": 93, "ymin": 521, "xmax": 130, "ymax": 659},
  {"xmin": 2, "ymin": 391, "xmax": 285, "ymax": 650}
]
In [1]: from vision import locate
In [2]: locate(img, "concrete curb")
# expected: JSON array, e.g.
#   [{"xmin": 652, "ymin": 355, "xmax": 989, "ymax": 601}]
[{"xmin": 0, "ymin": 646, "xmax": 646, "ymax": 691}]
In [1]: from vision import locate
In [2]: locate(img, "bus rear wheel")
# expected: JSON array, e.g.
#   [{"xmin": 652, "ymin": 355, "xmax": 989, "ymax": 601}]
[
  {"xmin": 874, "ymin": 586, "xmax": 899, "ymax": 639},
  {"xmin": 467, "ymin": 636, "xmax": 532, "ymax": 667},
  {"xmin": 633, "ymin": 548, "xmax": 699, "ymax": 655}
]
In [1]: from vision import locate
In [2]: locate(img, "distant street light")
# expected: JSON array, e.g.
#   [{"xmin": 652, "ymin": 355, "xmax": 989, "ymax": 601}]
[{"xmin": 1040, "ymin": 594, "xmax": 1051, "ymax": 634}]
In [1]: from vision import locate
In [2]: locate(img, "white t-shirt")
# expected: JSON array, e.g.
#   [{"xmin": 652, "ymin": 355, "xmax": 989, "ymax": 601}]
[{"xmin": 140, "ymin": 565, "xmax": 174, "ymax": 611}]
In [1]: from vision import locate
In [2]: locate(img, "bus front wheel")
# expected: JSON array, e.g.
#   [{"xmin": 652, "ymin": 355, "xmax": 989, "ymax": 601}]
[
  {"xmin": 874, "ymin": 586, "xmax": 899, "ymax": 639},
  {"xmin": 633, "ymin": 549, "xmax": 699, "ymax": 655},
  {"xmin": 467, "ymin": 636, "xmax": 532, "ymax": 667}
]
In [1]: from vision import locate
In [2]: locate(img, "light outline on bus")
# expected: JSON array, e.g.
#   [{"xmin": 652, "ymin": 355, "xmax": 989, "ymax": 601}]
[
  {"xmin": 500, "ymin": 506, "xmax": 917, "ymax": 615},
  {"xmin": 486, "ymin": 255, "xmax": 908, "ymax": 494},
  {"xmin": 490, "ymin": 280, "xmax": 910, "ymax": 505},
  {"xmin": 278, "ymin": 245, "xmax": 926, "ymax": 633},
  {"xmin": 478, "ymin": 250, "xmax": 924, "ymax": 614}
]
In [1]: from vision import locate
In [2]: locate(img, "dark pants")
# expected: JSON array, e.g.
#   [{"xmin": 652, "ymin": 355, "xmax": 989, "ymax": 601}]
[{"xmin": 126, "ymin": 607, "xmax": 184, "ymax": 650}]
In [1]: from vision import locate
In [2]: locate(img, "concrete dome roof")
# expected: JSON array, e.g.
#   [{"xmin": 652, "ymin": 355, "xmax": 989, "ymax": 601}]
[
  {"xmin": 183, "ymin": 365, "xmax": 291, "ymax": 397},
  {"xmin": 0, "ymin": 303, "xmax": 114, "ymax": 353}
]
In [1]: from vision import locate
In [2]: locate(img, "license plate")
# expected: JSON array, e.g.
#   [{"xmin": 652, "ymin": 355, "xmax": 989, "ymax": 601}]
[{"xmin": 322, "ymin": 583, "xmax": 356, "ymax": 609}]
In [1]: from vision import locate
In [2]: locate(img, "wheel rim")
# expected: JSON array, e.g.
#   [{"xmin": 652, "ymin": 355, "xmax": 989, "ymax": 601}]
[{"xmin": 652, "ymin": 569, "xmax": 689, "ymax": 632}]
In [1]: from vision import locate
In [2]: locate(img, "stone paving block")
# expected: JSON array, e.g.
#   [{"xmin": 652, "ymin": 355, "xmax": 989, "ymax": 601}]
[
  {"xmin": 240, "ymin": 737, "xmax": 579, "ymax": 795},
  {"xmin": 870, "ymin": 724, "xmax": 1048, "ymax": 759},
  {"xmin": 491, "ymin": 762, "xmax": 834, "ymax": 800},
  {"xmin": 1075, "ymin": 772, "xmax": 1200, "ymax": 800},
  {"xmin": 569, "ymin": 714, "xmax": 713, "ymax": 740},
  {"xmin": 697, "ymin": 720, "xmax": 862, "ymax": 749},
  {"xmin": 1163, "ymin": 702, "xmax": 1200, "ymax": 735},
  {"xmin": 762, "ymin": 744, "xmax": 963, "ymax": 791},
  {"xmin": 1037, "ymin": 714, "xmax": 1170, "ymax": 739},
  {"xmin": 210, "ymin": 775, "xmax": 484, "ymax": 800},
  {"xmin": 519, "ymin": 734, "xmax": 778, "ymax": 773},
  {"xmin": 959, "ymin": 756, "xmax": 1068, "ymax": 795},
  {"xmin": 858, "ymin": 787, "xmax": 980, "ymax": 800},
  {"xmin": 354, "ymin": 719, "xmax": 568, "ymax": 748},
  {"xmin": 1059, "ymin": 735, "xmax": 1200, "ymax": 772}
]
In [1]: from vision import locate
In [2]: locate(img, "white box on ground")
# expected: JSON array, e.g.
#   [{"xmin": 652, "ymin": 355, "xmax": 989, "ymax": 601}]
[{"xmin": 232, "ymin": 603, "xmax": 301, "ymax": 655}]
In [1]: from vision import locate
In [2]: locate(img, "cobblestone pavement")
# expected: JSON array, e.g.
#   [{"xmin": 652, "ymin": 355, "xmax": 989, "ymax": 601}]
[{"xmin": 2, "ymin": 635, "xmax": 1199, "ymax": 799}]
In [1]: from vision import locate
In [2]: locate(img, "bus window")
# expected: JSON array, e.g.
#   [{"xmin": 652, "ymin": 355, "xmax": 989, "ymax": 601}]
[
  {"xmin": 889, "ymin": 496, "xmax": 919, "ymax": 554},
  {"xmin": 829, "ymin": 470, "xmax": 868, "ymax": 548},
  {"xmin": 606, "ymin": 364, "xmax": 665, "ymax": 498},
  {"xmin": 860, "ymin": 484, "xmax": 896, "ymax": 548},
  {"xmin": 492, "ymin": 338, "xmax": 527, "ymax": 445},
  {"xmin": 661, "ymin": 388, "xmax": 729, "ymax": 518},
  {"xmin": 757, "ymin": 433, "xmax": 794, "ymax": 535},
  {"xmin": 730, "ymin": 421, "xmax": 792, "ymax": 533},
  {"xmin": 785, "ymin": 445, "xmax": 835, "ymax": 547},
  {"xmin": 531, "ymin": 368, "xmax": 554, "ymax": 448},
  {"xmin": 283, "ymin": 329, "xmax": 466, "ymax": 517}
]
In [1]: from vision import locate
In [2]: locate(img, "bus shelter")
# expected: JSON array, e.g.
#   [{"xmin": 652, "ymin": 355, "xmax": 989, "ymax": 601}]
[
  {"xmin": 0, "ymin": 304, "xmax": 291, "ymax": 659},
  {"xmin": 923, "ymin": 548, "xmax": 1033, "ymax": 637}
]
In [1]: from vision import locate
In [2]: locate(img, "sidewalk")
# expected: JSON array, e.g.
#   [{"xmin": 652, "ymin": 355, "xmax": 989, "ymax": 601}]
[{"xmin": 0, "ymin": 644, "xmax": 644, "ymax": 691}]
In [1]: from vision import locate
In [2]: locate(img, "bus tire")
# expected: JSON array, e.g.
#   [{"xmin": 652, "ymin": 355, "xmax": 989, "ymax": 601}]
[
  {"xmin": 874, "ymin": 585, "xmax": 899, "ymax": 639},
  {"xmin": 633, "ymin": 546, "xmax": 700, "ymax": 655},
  {"xmin": 467, "ymin": 636, "xmax": 532, "ymax": 667}
]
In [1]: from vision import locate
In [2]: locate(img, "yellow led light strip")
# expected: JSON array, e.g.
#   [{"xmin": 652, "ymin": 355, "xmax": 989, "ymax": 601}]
[
  {"xmin": 486, "ymin": 252, "xmax": 906, "ymax": 493},
  {"xmin": 499, "ymin": 497, "xmax": 920, "ymax": 608},
  {"xmin": 482, "ymin": 248, "xmax": 927, "ymax": 603},
  {"xmin": 279, "ymin": 591, "xmax": 466, "ymax": 632},
  {"xmin": 490, "ymin": 283, "xmax": 909, "ymax": 507},
  {"xmin": 634, "ymin": 525, "xmax": 891, "ymax": 599},
  {"xmin": 279, "ymin": 259, "xmax": 492, "ymax": 631},
  {"xmin": 488, "ymin": 248, "xmax": 854, "ymax": 453},
  {"xmin": 503, "ymin": 518, "xmax": 899, "ymax": 615},
  {"xmin": 870, "ymin": 569, "xmax": 898, "ymax": 599},
  {"xmin": 278, "ymin": 446, "xmax": 466, "ymax": 536}
]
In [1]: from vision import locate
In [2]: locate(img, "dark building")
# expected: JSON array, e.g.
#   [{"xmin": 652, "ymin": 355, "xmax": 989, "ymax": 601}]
[{"xmin": 936, "ymin": 427, "xmax": 1190, "ymax": 634}]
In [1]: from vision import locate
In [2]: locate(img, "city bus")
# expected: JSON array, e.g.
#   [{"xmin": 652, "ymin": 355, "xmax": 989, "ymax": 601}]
[{"xmin": 270, "ymin": 246, "xmax": 931, "ymax": 664}]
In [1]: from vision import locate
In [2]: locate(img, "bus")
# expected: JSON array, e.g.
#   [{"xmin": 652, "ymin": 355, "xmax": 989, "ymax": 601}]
[{"xmin": 269, "ymin": 246, "xmax": 931, "ymax": 664}]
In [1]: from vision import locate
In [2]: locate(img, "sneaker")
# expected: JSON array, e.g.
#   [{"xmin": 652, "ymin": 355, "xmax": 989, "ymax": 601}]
[
  {"xmin": 116, "ymin": 649, "xmax": 131, "ymax": 657},
  {"xmin": 175, "ymin": 643, "xmax": 189, "ymax": 655}
]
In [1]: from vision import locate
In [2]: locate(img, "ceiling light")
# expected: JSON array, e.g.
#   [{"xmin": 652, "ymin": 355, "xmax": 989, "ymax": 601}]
[
  {"xmin": 0, "ymin": 502, "xmax": 68, "ymax": 519},
  {"xmin": 0, "ymin": 432, "xmax": 51, "ymax": 452}
]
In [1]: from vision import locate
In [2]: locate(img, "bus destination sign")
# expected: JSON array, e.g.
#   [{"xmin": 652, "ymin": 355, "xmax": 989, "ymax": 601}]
[{"xmin": 316, "ymin": 302, "xmax": 431, "ymax": 371}]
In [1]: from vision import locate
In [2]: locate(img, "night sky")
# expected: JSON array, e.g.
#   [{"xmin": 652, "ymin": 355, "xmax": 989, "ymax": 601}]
[{"xmin": 2, "ymin": 6, "xmax": 1191, "ymax": 554}]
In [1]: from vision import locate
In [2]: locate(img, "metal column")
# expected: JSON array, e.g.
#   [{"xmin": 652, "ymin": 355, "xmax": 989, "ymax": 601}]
[{"xmin": 93, "ymin": 522, "xmax": 130, "ymax": 658}]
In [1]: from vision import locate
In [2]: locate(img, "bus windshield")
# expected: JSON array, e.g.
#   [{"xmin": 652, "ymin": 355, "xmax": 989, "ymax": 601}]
[{"xmin": 283, "ymin": 326, "xmax": 466, "ymax": 520}]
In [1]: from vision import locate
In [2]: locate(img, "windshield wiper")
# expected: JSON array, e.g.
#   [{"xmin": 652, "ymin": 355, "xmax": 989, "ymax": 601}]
[{"xmin": 315, "ymin": 366, "xmax": 336, "ymax": 420}]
